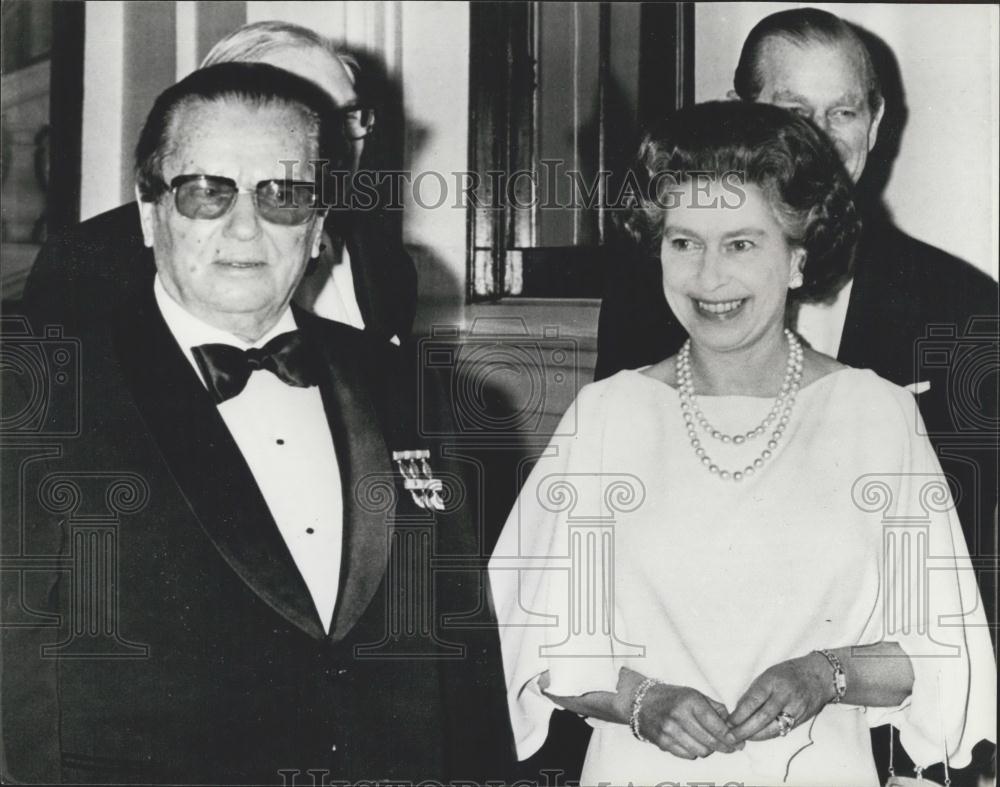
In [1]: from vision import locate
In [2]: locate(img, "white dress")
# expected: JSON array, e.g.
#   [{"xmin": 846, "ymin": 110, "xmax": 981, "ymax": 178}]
[{"xmin": 489, "ymin": 368, "xmax": 995, "ymax": 786}]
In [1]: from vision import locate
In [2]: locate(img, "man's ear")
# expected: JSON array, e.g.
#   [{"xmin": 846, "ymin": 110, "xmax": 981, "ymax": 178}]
[
  {"xmin": 725, "ymin": 89, "xmax": 741, "ymax": 102},
  {"xmin": 867, "ymin": 99, "xmax": 885, "ymax": 152},
  {"xmin": 135, "ymin": 185, "xmax": 156, "ymax": 249}
]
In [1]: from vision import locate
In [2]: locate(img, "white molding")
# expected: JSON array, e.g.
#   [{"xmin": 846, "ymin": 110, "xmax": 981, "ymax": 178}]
[
  {"xmin": 81, "ymin": 0, "xmax": 125, "ymax": 219},
  {"xmin": 175, "ymin": 0, "xmax": 199, "ymax": 80}
]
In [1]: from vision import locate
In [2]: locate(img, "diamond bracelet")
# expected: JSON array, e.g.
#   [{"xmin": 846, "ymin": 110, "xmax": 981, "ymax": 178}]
[
  {"xmin": 628, "ymin": 677, "xmax": 663, "ymax": 742},
  {"xmin": 815, "ymin": 649, "xmax": 847, "ymax": 703}
]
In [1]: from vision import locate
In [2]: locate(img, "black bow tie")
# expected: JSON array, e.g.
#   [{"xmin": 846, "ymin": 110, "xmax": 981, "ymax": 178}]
[{"xmin": 191, "ymin": 330, "xmax": 319, "ymax": 404}]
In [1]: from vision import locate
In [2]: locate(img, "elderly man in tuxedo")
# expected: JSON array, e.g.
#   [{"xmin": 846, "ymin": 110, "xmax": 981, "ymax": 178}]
[
  {"xmin": 22, "ymin": 21, "xmax": 416, "ymax": 345},
  {"xmin": 594, "ymin": 8, "xmax": 996, "ymax": 785},
  {"xmin": 1, "ymin": 63, "xmax": 509, "ymax": 784}
]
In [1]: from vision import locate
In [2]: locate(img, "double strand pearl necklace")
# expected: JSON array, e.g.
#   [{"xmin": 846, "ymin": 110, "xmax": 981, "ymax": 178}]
[{"xmin": 677, "ymin": 329, "xmax": 803, "ymax": 481}]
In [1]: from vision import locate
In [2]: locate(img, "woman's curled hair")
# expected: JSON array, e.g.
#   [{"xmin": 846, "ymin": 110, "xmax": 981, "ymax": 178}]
[{"xmin": 623, "ymin": 101, "xmax": 861, "ymax": 302}]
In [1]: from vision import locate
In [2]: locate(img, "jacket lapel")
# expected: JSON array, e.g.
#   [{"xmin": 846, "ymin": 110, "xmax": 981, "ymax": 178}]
[
  {"xmin": 837, "ymin": 237, "xmax": 876, "ymax": 368},
  {"xmin": 111, "ymin": 288, "xmax": 326, "ymax": 639},
  {"xmin": 838, "ymin": 219, "xmax": 920, "ymax": 385},
  {"xmin": 342, "ymin": 209, "xmax": 417, "ymax": 343},
  {"xmin": 294, "ymin": 309, "xmax": 398, "ymax": 642}
]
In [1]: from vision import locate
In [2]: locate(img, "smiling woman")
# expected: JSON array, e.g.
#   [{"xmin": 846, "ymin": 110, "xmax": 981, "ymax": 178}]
[
  {"xmin": 489, "ymin": 100, "xmax": 996, "ymax": 786},
  {"xmin": 626, "ymin": 101, "xmax": 859, "ymax": 313},
  {"xmin": 658, "ymin": 180, "xmax": 805, "ymax": 361},
  {"xmin": 626, "ymin": 101, "xmax": 858, "ymax": 392}
]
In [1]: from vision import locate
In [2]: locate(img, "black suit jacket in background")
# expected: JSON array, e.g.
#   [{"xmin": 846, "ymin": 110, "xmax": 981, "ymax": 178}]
[
  {"xmin": 1, "ymin": 287, "xmax": 512, "ymax": 784},
  {"xmin": 21, "ymin": 202, "xmax": 418, "ymax": 344}
]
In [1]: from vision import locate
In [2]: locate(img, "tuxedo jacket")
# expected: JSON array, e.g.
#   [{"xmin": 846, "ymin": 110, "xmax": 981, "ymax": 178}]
[
  {"xmin": 22, "ymin": 202, "xmax": 417, "ymax": 344},
  {"xmin": 1, "ymin": 287, "xmax": 512, "ymax": 784}
]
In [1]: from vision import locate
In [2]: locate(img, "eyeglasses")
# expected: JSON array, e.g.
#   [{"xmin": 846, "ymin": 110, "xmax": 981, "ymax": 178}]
[
  {"xmin": 341, "ymin": 104, "xmax": 375, "ymax": 141},
  {"xmin": 160, "ymin": 174, "xmax": 319, "ymax": 225}
]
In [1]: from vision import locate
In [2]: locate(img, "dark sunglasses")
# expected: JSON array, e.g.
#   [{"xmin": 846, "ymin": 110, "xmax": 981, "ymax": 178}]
[{"xmin": 160, "ymin": 174, "xmax": 320, "ymax": 225}]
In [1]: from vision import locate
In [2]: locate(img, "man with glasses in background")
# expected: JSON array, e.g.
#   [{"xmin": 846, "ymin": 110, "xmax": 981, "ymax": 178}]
[
  {"xmin": 1, "ymin": 61, "xmax": 510, "ymax": 784},
  {"xmin": 22, "ymin": 21, "xmax": 417, "ymax": 346}
]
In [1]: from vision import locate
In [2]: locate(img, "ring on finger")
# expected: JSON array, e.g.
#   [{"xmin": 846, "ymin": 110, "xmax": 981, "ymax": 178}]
[{"xmin": 775, "ymin": 711, "xmax": 796, "ymax": 736}]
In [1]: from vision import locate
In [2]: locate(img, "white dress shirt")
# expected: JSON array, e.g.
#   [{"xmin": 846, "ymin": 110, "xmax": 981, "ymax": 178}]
[
  {"xmin": 155, "ymin": 276, "xmax": 343, "ymax": 633},
  {"xmin": 309, "ymin": 242, "xmax": 367, "ymax": 331},
  {"xmin": 301, "ymin": 240, "xmax": 399, "ymax": 345},
  {"xmin": 794, "ymin": 277, "xmax": 854, "ymax": 358}
]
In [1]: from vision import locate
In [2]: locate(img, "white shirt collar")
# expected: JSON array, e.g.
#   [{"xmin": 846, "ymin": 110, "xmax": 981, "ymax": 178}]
[
  {"xmin": 153, "ymin": 275, "xmax": 299, "ymax": 386},
  {"xmin": 795, "ymin": 277, "xmax": 854, "ymax": 358}
]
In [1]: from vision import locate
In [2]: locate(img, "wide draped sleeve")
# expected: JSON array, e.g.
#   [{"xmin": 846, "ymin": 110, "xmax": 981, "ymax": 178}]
[
  {"xmin": 859, "ymin": 384, "xmax": 996, "ymax": 769},
  {"xmin": 488, "ymin": 382, "xmax": 629, "ymax": 760}
]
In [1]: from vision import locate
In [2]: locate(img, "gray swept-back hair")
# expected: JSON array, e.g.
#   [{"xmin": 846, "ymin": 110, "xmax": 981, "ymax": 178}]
[
  {"xmin": 201, "ymin": 20, "xmax": 359, "ymax": 85},
  {"xmin": 734, "ymin": 8, "xmax": 882, "ymax": 114}
]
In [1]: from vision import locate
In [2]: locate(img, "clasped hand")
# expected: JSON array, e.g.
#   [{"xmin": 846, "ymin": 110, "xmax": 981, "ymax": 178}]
[{"xmin": 635, "ymin": 654, "xmax": 833, "ymax": 759}]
